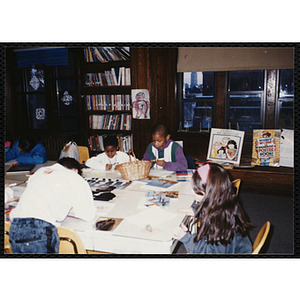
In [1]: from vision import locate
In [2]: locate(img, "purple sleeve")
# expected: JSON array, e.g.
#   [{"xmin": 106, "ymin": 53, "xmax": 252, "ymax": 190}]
[
  {"xmin": 142, "ymin": 150, "xmax": 151, "ymax": 161},
  {"xmin": 164, "ymin": 145, "xmax": 187, "ymax": 171}
]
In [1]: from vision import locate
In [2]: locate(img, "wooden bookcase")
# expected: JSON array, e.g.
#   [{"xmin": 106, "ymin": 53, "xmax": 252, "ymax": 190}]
[{"xmin": 80, "ymin": 47, "xmax": 133, "ymax": 154}]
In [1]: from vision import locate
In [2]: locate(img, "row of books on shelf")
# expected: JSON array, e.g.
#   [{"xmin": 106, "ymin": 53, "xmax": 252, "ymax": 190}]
[
  {"xmin": 89, "ymin": 114, "xmax": 132, "ymax": 131},
  {"xmin": 88, "ymin": 134, "xmax": 133, "ymax": 153},
  {"xmin": 84, "ymin": 47, "xmax": 130, "ymax": 62},
  {"xmin": 86, "ymin": 94, "xmax": 131, "ymax": 111},
  {"xmin": 85, "ymin": 67, "xmax": 130, "ymax": 87}
]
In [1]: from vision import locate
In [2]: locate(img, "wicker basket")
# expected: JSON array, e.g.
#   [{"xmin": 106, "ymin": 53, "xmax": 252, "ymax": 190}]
[{"xmin": 115, "ymin": 149, "xmax": 152, "ymax": 180}]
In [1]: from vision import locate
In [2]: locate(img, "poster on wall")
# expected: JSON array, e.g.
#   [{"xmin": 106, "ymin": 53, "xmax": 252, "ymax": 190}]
[
  {"xmin": 251, "ymin": 129, "xmax": 281, "ymax": 167},
  {"xmin": 131, "ymin": 89, "xmax": 150, "ymax": 119},
  {"xmin": 280, "ymin": 129, "xmax": 294, "ymax": 168},
  {"xmin": 207, "ymin": 128, "xmax": 245, "ymax": 165}
]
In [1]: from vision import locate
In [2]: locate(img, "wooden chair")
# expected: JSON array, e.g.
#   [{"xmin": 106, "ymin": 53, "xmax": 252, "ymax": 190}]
[
  {"xmin": 232, "ymin": 178, "xmax": 241, "ymax": 196},
  {"xmin": 252, "ymin": 221, "xmax": 271, "ymax": 254},
  {"xmin": 57, "ymin": 226, "xmax": 87, "ymax": 254},
  {"xmin": 78, "ymin": 146, "xmax": 90, "ymax": 164},
  {"xmin": 4, "ymin": 221, "xmax": 12, "ymax": 254}
]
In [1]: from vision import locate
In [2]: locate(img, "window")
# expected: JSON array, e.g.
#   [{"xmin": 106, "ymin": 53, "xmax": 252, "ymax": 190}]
[
  {"xmin": 276, "ymin": 69, "xmax": 294, "ymax": 129},
  {"xmin": 55, "ymin": 50, "xmax": 78, "ymax": 133},
  {"xmin": 178, "ymin": 69, "xmax": 294, "ymax": 134},
  {"xmin": 178, "ymin": 72, "xmax": 215, "ymax": 131},
  {"xmin": 24, "ymin": 64, "xmax": 48, "ymax": 130},
  {"xmin": 17, "ymin": 49, "xmax": 79, "ymax": 134},
  {"xmin": 226, "ymin": 70, "xmax": 265, "ymax": 131}
]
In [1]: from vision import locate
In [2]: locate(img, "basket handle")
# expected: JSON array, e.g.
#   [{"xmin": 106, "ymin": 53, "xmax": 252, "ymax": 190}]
[{"xmin": 128, "ymin": 149, "xmax": 137, "ymax": 162}]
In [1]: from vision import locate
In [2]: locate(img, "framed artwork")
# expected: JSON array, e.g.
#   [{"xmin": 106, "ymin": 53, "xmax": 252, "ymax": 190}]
[{"xmin": 207, "ymin": 128, "xmax": 245, "ymax": 165}]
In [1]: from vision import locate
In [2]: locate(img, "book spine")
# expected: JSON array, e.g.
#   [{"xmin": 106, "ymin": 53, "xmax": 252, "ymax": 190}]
[{"xmin": 125, "ymin": 68, "xmax": 131, "ymax": 86}]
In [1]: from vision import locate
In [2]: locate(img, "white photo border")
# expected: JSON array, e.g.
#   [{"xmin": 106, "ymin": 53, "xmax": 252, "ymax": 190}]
[{"xmin": 207, "ymin": 128, "xmax": 245, "ymax": 165}]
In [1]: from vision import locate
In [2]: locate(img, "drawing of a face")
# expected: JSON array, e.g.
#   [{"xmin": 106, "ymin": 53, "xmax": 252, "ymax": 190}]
[
  {"xmin": 226, "ymin": 149, "xmax": 237, "ymax": 159},
  {"xmin": 226, "ymin": 140, "xmax": 237, "ymax": 160},
  {"xmin": 222, "ymin": 137, "xmax": 231, "ymax": 146},
  {"xmin": 213, "ymin": 141, "xmax": 222, "ymax": 150}
]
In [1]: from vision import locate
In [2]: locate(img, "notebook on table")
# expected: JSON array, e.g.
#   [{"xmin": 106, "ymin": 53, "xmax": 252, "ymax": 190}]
[{"xmin": 6, "ymin": 164, "xmax": 36, "ymax": 174}]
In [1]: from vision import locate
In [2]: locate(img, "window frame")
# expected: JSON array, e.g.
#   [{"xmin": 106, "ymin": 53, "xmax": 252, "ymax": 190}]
[
  {"xmin": 177, "ymin": 72, "xmax": 216, "ymax": 132},
  {"xmin": 275, "ymin": 69, "xmax": 294, "ymax": 129},
  {"xmin": 225, "ymin": 70, "xmax": 266, "ymax": 132}
]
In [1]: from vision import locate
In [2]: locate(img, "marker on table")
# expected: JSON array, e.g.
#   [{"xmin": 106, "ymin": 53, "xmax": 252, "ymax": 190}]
[{"xmin": 8, "ymin": 180, "xmax": 28, "ymax": 187}]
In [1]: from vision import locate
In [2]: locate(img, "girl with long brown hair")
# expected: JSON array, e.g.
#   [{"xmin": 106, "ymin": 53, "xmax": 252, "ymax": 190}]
[{"xmin": 173, "ymin": 163, "xmax": 252, "ymax": 254}]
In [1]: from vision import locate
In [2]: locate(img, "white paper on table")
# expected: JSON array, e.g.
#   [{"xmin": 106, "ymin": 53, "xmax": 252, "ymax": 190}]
[
  {"xmin": 149, "ymin": 169, "xmax": 175, "ymax": 177},
  {"xmin": 61, "ymin": 216, "xmax": 96, "ymax": 231},
  {"xmin": 126, "ymin": 207, "xmax": 177, "ymax": 227},
  {"xmin": 94, "ymin": 201, "xmax": 116, "ymax": 216},
  {"xmin": 113, "ymin": 207, "xmax": 179, "ymax": 241}
]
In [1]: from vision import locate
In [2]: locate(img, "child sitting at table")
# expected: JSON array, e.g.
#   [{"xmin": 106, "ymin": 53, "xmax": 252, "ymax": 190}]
[
  {"xmin": 142, "ymin": 122, "xmax": 187, "ymax": 171},
  {"xmin": 85, "ymin": 135, "xmax": 131, "ymax": 171},
  {"xmin": 9, "ymin": 157, "xmax": 96, "ymax": 254},
  {"xmin": 5, "ymin": 136, "xmax": 47, "ymax": 166},
  {"xmin": 173, "ymin": 163, "xmax": 252, "ymax": 254}
]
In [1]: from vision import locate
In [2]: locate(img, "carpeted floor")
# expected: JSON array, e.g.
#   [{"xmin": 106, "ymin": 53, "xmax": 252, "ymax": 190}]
[
  {"xmin": 173, "ymin": 192, "xmax": 294, "ymax": 255},
  {"xmin": 239, "ymin": 192, "xmax": 294, "ymax": 255}
]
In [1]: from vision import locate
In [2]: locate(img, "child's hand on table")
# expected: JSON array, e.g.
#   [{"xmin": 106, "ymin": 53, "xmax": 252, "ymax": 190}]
[
  {"xmin": 10, "ymin": 161, "xmax": 19, "ymax": 167},
  {"xmin": 173, "ymin": 223, "xmax": 189, "ymax": 240},
  {"xmin": 106, "ymin": 164, "xmax": 112, "ymax": 171}
]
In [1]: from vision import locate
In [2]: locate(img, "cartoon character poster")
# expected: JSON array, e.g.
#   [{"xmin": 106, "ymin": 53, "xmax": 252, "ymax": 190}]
[
  {"xmin": 207, "ymin": 128, "xmax": 245, "ymax": 165},
  {"xmin": 131, "ymin": 89, "xmax": 150, "ymax": 119},
  {"xmin": 252, "ymin": 130, "xmax": 281, "ymax": 167}
]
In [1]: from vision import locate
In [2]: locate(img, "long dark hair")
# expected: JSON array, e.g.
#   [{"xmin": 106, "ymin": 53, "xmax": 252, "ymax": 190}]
[{"xmin": 192, "ymin": 163, "xmax": 250, "ymax": 246}]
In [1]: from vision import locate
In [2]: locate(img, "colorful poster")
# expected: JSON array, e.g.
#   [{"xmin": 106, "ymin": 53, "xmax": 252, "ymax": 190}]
[
  {"xmin": 131, "ymin": 89, "xmax": 150, "ymax": 119},
  {"xmin": 207, "ymin": 128, "xmax": 245, "ymax": 165},
  {"xmin": 251, "ymin": 130, "xmax": 281, "ymax": 167}
]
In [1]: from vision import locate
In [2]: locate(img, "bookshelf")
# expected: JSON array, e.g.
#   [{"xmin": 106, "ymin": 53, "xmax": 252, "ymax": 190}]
[{"xmin": 81, "ymin": 47, "xmax": 133, "ymax": 153}]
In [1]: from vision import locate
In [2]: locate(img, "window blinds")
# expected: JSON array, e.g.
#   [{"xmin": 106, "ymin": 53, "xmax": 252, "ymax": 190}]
[
  {"xmin": 15, "ymin": 47, "xmax": 68, "ymax": 68},
  {"xmin": 177, "ymin": 47, "xmax": 294, "ymax": 72}
]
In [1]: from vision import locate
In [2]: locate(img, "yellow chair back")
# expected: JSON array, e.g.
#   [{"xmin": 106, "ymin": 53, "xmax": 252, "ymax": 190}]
[
  {"xmin": 57, "ymin": 226, "xmax": 87, "ymax": 254},
  {"xmin": 252, "ymin": 221, "xmax": 271, "ymax": 254},
  {"xmin": 232, "ymin": 179, "xmax": 241, "ymax": 196},
  {"xmin": 78, "ymin": 146, "xmax": 90, "ymax": 164},
  {"xmin": 4, "ymin": 221, "xmax": 12, "ymax": 254}
]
